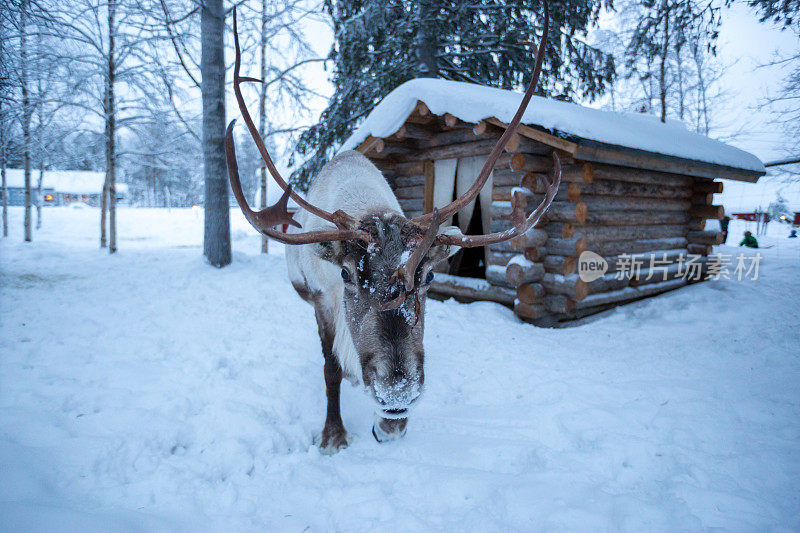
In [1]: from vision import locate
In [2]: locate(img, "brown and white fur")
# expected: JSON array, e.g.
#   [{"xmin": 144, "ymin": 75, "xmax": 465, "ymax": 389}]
[{"xmin": 287, "ymin": 151, "xmax": 459, "ymax": 453}]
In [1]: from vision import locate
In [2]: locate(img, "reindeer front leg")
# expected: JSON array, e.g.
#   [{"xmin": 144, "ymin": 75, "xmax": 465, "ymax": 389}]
[
  {"xmin": 320, "ymin": 352, "xmax": 350, "ymax": 453},
  {"xmin": 314, "ymin": 308, "xmax": 349, "ymax": 454}
]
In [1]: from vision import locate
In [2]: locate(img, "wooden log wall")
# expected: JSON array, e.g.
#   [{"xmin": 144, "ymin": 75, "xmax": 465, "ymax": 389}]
[
  {"xmin": 364, "ymin": 108, "xmax": 723, "ymax": 324},
  {"xmin": 534, "ymin": 161, "xmax": 723, "ymax": 321},
  {"xmin": 495, "ymin": 160, "xmax": 723, "ymax": 321},
  {"xmin": 685, "ymin": 177, "xmax": 725, "ymax": 256}
]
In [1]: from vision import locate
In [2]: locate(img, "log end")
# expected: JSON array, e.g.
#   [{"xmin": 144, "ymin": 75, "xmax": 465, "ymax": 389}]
[
  {"xmin": 505, "ymin": 258, "xmax": 545, "ymax": 287},
  {"xmin": 514, "ymin": 301, "xmax": 548, "ymax": 321},
  {"xmin": 505, "ymin": 133, "xmax": 521, "ymax": 153},
  {"xmin": 564, "ymin": 256, "xmax": 576, "ymax": 275},
  {"xmin": 521, "ymin": 172, "xmax": 537, "ymax": 192},
  {"xmin": 575, "ymin": 202, "xmax": 588, "ymax": 225},
  {"xmin": 582, "ymin": 162, "xmax": 594, "ymax": 184},
  {"xmin": 567, "ymin": 182, "xmax": 581, "ymax": 202},
  {"xmin": 524, "ymin": 246, "xmax": 546, "ymax": 262},
  {"xmin": 510, "ymin": 152, "xmax": 526, "ymax": 172},
  {"xmin": 688, "ymin": 243, "xmax": 712, "ymax": 256},
  {"xmin": 516, "ymin": 282, "xmax": 545, "ymax": 305}
]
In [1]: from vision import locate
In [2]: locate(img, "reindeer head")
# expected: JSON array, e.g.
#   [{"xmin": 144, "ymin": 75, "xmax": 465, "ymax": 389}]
[
  {"xmin": 312, "ymin": 210, "xmax": 459, "ymax": 416},
  {"xmin": 225, "ymin": 2, "xmax": 559, "ymax": 418}
]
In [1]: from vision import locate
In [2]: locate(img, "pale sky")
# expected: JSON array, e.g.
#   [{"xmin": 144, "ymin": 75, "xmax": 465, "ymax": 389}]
[
  {"xmin": 698, "ymin": 4, "xmax": 799, "ymax": 211},
  {"xmin": 714, "ymin": 3, "xmax": 798, "ymax": 164}
]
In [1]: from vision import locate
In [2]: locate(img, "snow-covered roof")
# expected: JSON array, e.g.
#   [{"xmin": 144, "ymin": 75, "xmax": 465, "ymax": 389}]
[
  {"xmin": 341, "ymin": 79, "xmax": 765, "ymax": 175},
  {"xmin": 4, "ymin": 169, "xmax": 129, "ymax": 194}
]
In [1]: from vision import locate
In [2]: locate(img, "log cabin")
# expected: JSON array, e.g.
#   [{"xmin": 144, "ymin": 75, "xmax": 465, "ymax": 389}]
[{"xmin": 339, "ymin": 79, "xmax": 766, "ymax": 325}]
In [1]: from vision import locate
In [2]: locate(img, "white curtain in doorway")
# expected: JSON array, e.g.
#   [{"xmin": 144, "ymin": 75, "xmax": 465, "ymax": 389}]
[
  {"xmin": 455, "ymin": 156, "xmax": 493, "ymax": 234},
  {"xmin": 432, "ymin": 156, "xmax": 493, "ymax": 233},
  {"xmin": 433, "ymin": 158, "xmax": 458, "ymax": 226}
]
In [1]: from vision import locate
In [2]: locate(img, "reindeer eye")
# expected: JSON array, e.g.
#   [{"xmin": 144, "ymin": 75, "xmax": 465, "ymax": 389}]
[
  {"xmin": 341, "ymin": 269, "xmax": 351, "ymax": 283},
  {"xmin": 425, "ymin": 272, "xmax": 434, "ymax": 284}
]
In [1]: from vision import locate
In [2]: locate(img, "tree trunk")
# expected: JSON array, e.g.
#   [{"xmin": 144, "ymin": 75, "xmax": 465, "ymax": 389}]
[
  {"xmin": 658, "ymin": 2, "xmax": 670, "ymax": 123},
  {"xmin": 676, "ymin": 42, "xmax": 684, "ymax": 120},
  {"xmin": 100, "ymin": 181, "xmax": 108, "ymax": 245},
  {"xmin": 36, "ymin": 161, "xmax": 43, "ymax": 229},
  {"xmin": 416, "ymin": 1, "xmax": 438, "ymax": 78},
  {"xmin": 100, "ymin": 85, "xmax": 109, "ymax": 248},
  {"xmin": 35, "ymin": 20, "xmax": 44, "ymax": 231},
  {"xmin": 0, "ymin": 23, "xmax": 6, "ymax": 237},
  {"xmin": 259, "ymin": 0, "xmax": 268, "ymax": 254},
  {"xmin": 692, "ymin": 44, "xmax": 710, "ymax": 135},
  {"xmin": 107, "ymin": 0, "xmax": 117, "ymax": 254},
  {"xmin": 21, "ymin": 0, "xmax": 32, "ymax": 242},
  {"xmin": 201, "ymin": 0, "xmax": 231, "ymax": 267},
  {"xmin": 1, "ymin": 99, "xmax": 7, "ymax": 238}
]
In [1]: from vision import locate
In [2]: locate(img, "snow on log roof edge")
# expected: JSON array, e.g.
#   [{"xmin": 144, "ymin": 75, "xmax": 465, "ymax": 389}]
[{"xmin": 340, "ymin": 79, "xmax": 765, "ymax": 176}]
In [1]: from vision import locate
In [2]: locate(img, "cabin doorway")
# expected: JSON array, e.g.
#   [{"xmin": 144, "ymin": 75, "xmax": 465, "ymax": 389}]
[
  {"xmin": 449, "ymin": 200, "xmax": 485, "ymax": 278},
  {"xmin": 430, "ymin": 156, "xmax": 493, "ymax": 279}
]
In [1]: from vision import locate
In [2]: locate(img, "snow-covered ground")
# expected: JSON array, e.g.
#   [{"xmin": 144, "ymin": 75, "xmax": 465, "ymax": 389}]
[{"xmin": 1, "ymin": 206, "xmax": 799, "ymax": 532}]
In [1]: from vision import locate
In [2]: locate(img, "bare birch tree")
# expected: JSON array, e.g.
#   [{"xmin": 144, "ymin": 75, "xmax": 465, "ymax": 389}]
[
  {"xmin": 1, "ymin": 110, "xmax": 6, "ymax": 237},
  {"xmin": 98, "ymin": 0, "xmax": 118, "ymax": 252},
  {"xmin": 107, "ymin": 0, "xmax": 118, "ymax": 253},
  {"xmin": 100, "ymin": 84, "xmax": 109, "ymax": 247},
  {"xmin": 258, "ymin": 0, "xmax": 269, "ymax": 254},
  {"xmin": 33, "ymin": 31, "xmax": 51, "ymax": 230},
  {"xmin": 0, "ymin": 10, "xmax": 8, "ymax": 238},
  {"xmin": 20, "ymin": 0, "xmax": 31, "ymax": 242}
]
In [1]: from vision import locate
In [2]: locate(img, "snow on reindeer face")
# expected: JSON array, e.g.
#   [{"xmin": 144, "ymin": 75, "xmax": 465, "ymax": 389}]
[{"xmin": 322, "ymin": 213, "xmax": 448, "ymax": 417}]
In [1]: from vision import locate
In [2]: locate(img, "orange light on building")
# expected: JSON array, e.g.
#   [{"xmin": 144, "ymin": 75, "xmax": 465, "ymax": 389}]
[{"xmin": 44, "ymin": 194, "xmax": 54, "ymax": 202}]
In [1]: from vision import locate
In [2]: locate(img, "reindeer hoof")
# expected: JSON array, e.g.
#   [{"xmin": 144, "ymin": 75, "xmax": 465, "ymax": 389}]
[
  {"xmin": 318, "ymin": 426, "xmax": 350, "ymax": 455},
  {"xmin": 372, "ymin": 413, "xmax": 408, "ymax": 443}
]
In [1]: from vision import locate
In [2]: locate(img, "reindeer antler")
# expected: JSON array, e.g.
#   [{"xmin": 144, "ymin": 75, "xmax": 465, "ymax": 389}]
[
  {"xmin": 398, "ymin": 208, "xmax": 442, "ymax": 291},
  {"xmin": 226, "ymin": 7, "xmax": 368, "ymax": 244},
  {"xmin": 226, "ymin": 122, "xmax": 369, "ymax": 244}
]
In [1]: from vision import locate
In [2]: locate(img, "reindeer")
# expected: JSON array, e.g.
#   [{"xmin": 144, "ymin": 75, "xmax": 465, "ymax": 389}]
[{"xmin": 225, "ymin": 2, "xmax": 561, "ymax": 454}]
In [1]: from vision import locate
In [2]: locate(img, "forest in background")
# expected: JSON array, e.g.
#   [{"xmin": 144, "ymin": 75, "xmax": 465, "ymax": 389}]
[{"xmin": 0, "ymin": 0, "xmax": 797, "ymax": 264}]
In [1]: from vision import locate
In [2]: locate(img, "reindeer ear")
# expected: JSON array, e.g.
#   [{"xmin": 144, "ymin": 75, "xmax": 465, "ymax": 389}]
[{"xmin": 312, "ymin": 240, "xmax": 346, "ymax": 265}]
